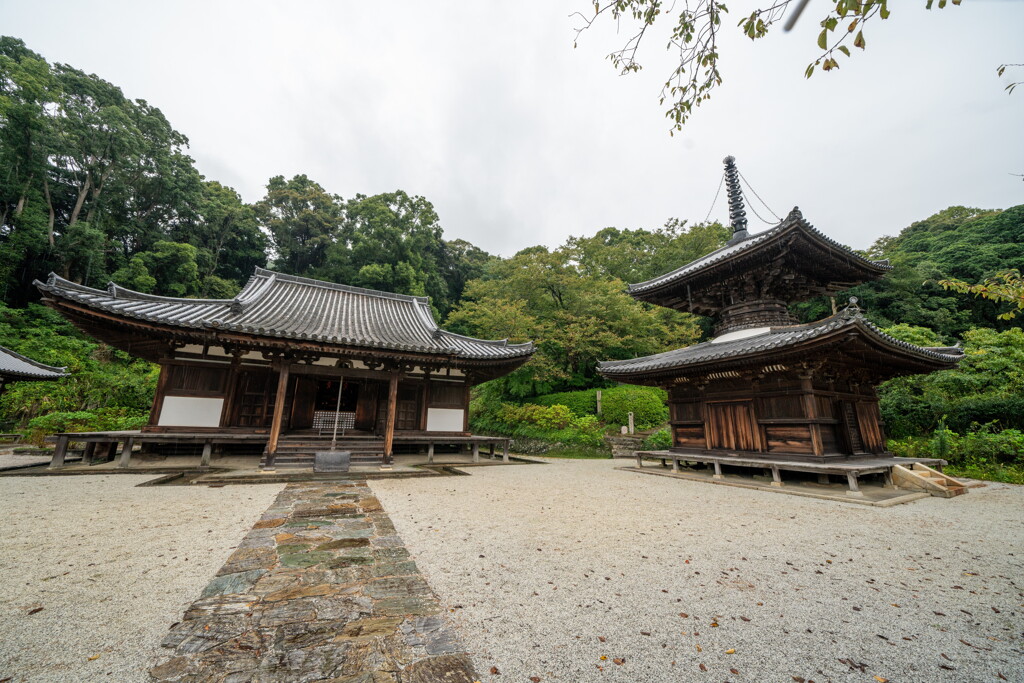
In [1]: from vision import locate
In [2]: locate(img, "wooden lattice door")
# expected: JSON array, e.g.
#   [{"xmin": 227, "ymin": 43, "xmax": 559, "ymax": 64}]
[{"xmin": 233, "ymin": 371, "xmax": 276, "ymax": 428}]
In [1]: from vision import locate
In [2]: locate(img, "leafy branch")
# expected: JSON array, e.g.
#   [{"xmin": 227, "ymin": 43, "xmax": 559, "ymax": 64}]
[
  {"xmin": 939, "ymin": 269, "xmax": 1024, "ymax": 321},
  {"xmin": 573, "ymin": 0, "xmax": 964, "ymax": 132}
]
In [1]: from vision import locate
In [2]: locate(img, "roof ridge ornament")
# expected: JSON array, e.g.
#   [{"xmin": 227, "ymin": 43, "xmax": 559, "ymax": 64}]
[
  {"xmin": 723, "ymin": 155, "xmax": 748, "ymax": 245},
  {"xmin": 786, "ymin": 206, "xmax": 803, "ymax": 222},
  {"xmin": 840, "ymin": 295, "xmax": 863, "ymax": 319}
]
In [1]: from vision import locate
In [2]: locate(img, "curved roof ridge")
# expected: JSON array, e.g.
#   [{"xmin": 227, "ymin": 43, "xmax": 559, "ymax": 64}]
[
  {"xmin": 0, "ymin": 344, "xmax": 68, "ymax": 376},
  {"xmin": 253, "ymin": 267, "xmax": 431, "ymax": 304},
  {"xmin": 627, "ymin": 208, "xmax": 891, "ymax": 296},
  {"xmin": 435, "ymin": 328, "xmax": 534, "ymax": 350}
]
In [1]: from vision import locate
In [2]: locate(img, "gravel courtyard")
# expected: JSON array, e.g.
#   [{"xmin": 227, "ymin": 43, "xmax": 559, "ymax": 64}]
[
  {"xmin": 0, "ymin": 475, "xmax": 284, "ymax": 682},
  {"xmin": 372, "ymin": 458, "xmax": 1024, "ymax": 683}
]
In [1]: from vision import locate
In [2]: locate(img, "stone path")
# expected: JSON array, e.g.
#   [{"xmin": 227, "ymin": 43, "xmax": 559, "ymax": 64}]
[{"xmin": 150, "ymin": 482, "xmax": 476, "ymax": 682}]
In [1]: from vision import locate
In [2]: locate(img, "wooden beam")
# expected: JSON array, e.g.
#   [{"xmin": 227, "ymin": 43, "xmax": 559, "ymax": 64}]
[
  {"xmin": 382, "ymin": 372, "xmax": 399, "ymax": 465},
  {"xmin": 264, "ymin": 360, "xmax": 290, "ymax": 465}
]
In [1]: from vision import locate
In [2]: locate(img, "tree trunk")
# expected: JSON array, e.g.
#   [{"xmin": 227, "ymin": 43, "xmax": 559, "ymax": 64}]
[
  {"xmin": 42, "ymin": 177, "xmax": 56, "ymax": 247},
  {"xmin": 69, "ymin": 174, "xmax": 91, "ymax": 226}
]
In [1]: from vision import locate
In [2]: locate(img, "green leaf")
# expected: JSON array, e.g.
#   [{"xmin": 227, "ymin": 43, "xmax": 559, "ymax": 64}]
[
  {"xmin": 817, "ymin": 29, "xmax": 828, "ymax": 50},
  {"xmin": 838, "ymin": 45, "xmax": 851, "ymax": 57}
]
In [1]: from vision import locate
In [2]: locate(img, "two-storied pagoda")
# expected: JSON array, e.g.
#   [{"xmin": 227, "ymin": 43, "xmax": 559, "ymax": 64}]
[
  {"xmin": 599, "ymin": 157, "xmax": 962, "ymax": 465},
  {"xmin": 35, "ymin": 267, "xmax": 533, "ymax": 468}
]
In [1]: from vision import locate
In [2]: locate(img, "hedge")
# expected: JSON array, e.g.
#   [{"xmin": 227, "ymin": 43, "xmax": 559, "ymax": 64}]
[{"xmin": 533, "ymin": 385, "xmax": 668, "ymax": 429}]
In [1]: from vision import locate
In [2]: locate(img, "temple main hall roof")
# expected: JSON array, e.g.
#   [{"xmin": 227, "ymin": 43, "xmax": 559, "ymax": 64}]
[
  {"xmin": 0, "ymin": 345, "xmax": 68, "ymax": 381},
  {"xmin": 35, "ymin": 268, "xmax": 533, "ymax": 361},
  {"xmin": 597, "ymin": 306, "xmax": 963, "ymax": 383}
]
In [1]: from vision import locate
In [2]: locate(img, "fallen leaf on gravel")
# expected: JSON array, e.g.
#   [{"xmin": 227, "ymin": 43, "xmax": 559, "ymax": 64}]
[
  {"xmin": 530, "ymin": 678, "xmax": 540, "ymax": 682},
  {"xmin": 873, "ymin": 677, "xmax": 888, "ymax": 683},
  {"xmin": 939, "ymin": 665, "xmax": 955, "ymax": 671},
  {"xmin": 731, "ymin": 668, "xmax": 740, "ymax": 675},
  {"xmin": 997, "ymin": 673, "xmax": 1007, "ymax": 680},
  {"xmin": 598, "ymin": 636, "xmax": 606, "ymax": 642},
  {"xmin": 711, "ymin": 622, "xmax": 719, "ymax": 627},
  {"xmin": 941, "ymin": 653, "xmax": 952, "ymax": 661},
  {"xmin": 726, "ymin": 649, "xmax": 736, "ymax": 654},
  {"xmin": 640, "ymin": 631, "xmax": 651, "ymax": 636},
  {"xmin": 699, "ymin": 663, "xmax": 707, "ymax": 671},
  {"xmin": 696, "ymin": 645, "xmax": 702, "ymax": 652},
  {"xmin": 740, "ymin": 616, "xmax": 751, "ymax": 622},
  {"xmin": 489, "ymin": 666, "xmax": 500, "ymax": 675},
  {"xmin": 613, "ymin": 658, "xmax": 625, "ymax": 665},
  {"xmin": 599, "ymin": 656, "xmax": 607, "ymax": 661},
  {"xmin": 26, "ymin": 607, "xmax": 43, "ymax": 615},
  {"xmin": 679, "ymin": 612, "xmax": 689, "ymax": 618},
  {"xmin": 792, "ymin": 677, "xmax": 805, "ymax": 682},
  {"xmin": 934, "ymin": 611, "xmax": 946, "ymax": 616},
  {"xmin": 87, "ymin": 654, "xmax": 100, "ymax": 661}
]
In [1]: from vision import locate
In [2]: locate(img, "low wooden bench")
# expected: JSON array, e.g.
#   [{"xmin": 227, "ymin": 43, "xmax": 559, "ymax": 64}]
[
  {"xmin": 0, "ymin": 433, "xmax": 22, "ymax": 444},
  {"xmin": 631, "ymin": 450, "xmax": 944, "ymax": 497}
]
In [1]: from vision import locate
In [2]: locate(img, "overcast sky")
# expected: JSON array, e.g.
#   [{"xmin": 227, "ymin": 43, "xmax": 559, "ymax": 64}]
[{"xmin": 2, "ymin": 1, "xmax": 1021, "ymax": 257}]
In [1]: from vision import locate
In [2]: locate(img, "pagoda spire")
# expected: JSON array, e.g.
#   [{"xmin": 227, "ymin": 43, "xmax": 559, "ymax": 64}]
[{"xmin": 723, "ymin": 155, "xmax": 748, "ymax": 245}]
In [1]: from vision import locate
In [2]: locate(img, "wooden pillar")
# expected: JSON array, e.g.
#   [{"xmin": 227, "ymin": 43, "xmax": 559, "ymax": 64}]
[
  {"xmin": 770, "ymin": 465, "xmax": 783, "ymax": 487},
  {"xmin": 502, "ymin": 440, "xmax": 509, "ymax": 463},
  {"xmin": 104, "ymin": 441, "xmax": 118, "ymax": 462},
  {"xmin": 671, "ymin": 457, "xmax": 679, "ymax": 472},
  {"xmin": 117, "ymin": 437, "xmax": 134, "ymax": 468},
  {"xmin": 48, "ymin": 435, "xmax": 69, "ymax": 469},
  {"xmin": 472, "ymin": 442, "xmax": 480, "ymax": 463},
  {"xmin": 200, "ymin": 440, "xmax": 213, "ymax": 468},
  {"xmin": 713, "ymin": 460, "xmax": 724, "ymax": 480},
  {"xmin": 82, "ymin": 441, "xmax": 96, "ymax": 466},
  {"xmin": 489, "ymin": 443, "xmax": 496, "ymax": 460},
  {"xmin": 427, "ymin": 442, "xmax": 434, "ymax": 463},
  {"xmin": 264, "ymin": 360, "xmax": 290, "ymax": 467},
  {"xmin": 800, "ymin": 371, "xmax": 824, "ymax": 457},
  {"xmin": 382, "ymin": 372, "xmax": 399, "ymax": 466},
  {"xmin": 148, "ymin": 360, "xmax": 174, "ymax": 427},
  {"xmin": 636, "ymin": 452, "xmax": 643, "ymax": 468}
]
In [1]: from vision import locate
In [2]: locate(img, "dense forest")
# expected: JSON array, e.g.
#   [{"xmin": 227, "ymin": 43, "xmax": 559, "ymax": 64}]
[{"xmin": 2, "ymin": 37, "xmax": 1022, "ymax": 478}]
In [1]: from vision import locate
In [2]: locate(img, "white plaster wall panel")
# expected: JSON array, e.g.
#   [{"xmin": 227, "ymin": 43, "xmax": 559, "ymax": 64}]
[
  {"xmin": 158, "ymin": 397, "xmax": 224, "ymax": 427},
  {"xmin": 426, "ymin": 408, "xmax": 465, "ymax": 432}
]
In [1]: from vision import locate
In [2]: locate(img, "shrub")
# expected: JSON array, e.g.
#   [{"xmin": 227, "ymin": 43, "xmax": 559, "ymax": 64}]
[
  {"xmin": 532, "ymin": 389, "xmax": 597, "ymax": 417},
  {"xmin": 533, "ymin": 385, "xmax": 669, "ymax": 429},
  {"xmin": 25, "ymin": 408, "xmax": 149, "ymax": 446},
  {"xmin": 945, "ymin": 396, "xmax": 1024, "ymax": 433},
  {"xmin": 642, "ymin": 427, "xmax": 672, "ymax": 450}
]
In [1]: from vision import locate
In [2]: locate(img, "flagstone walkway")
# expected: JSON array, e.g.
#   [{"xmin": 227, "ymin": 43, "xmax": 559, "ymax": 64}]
[{"xmin": 150, "ymin": 482, "xmax": 476, "ymax": 683}]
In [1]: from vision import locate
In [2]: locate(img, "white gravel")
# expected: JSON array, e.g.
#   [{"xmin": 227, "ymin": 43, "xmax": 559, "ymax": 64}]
[
  {"xmin": 372, "ymin": 458, "xmax": 1024, "ymax": 683},
  {"xmin": 0, "ymin": 475, "xmax": 284, "ymax": 682},
  {"xmin": 0, "ymin": 452, "xmax": 49, "ymax": 469}
]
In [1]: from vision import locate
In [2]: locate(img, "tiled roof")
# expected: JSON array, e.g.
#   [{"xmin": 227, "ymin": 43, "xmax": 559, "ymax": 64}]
[
  {"xmin": 598, "ymin": 310, "xmax": 962, "ymax": 378},
  {"xmin": 628, "ymin": 208, "xmax": 891, "ymax": 295},
  {"xmin": 35, "ymin": 268, "xmax": 533, "ymax": 361},
  {"xmin": 0, "ymin": 345, "xmax": 68, "ymax": 381}
]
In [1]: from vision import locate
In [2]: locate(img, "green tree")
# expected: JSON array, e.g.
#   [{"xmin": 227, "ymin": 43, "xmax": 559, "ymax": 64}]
[
  {"xmin": 256, "ymin": 174, "xmax": 340, "ymax": 275},
  {"xmin": 447, "ymin": 246, "xmax": 702, "ymax": 396},
  {"xmin": 322, "ymin": 190, "xmax": 458, "ymax": 314}
]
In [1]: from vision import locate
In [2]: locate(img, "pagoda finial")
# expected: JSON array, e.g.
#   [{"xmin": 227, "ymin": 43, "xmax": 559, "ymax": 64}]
[{"xmin": 723, "ymin": 155, "xmax": 748, "ymax": 245}]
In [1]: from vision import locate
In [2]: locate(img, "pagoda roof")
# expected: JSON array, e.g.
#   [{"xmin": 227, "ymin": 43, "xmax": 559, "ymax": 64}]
[
  {"xmin": 627, "ymin": 208, "xmax": 891, "ymax": 309},
  {"xmin": 597, "ymin": 307, "xmax": 962, "ymax": 383},
  {"xmin": 0, "ymin": 345, "xmax": 68, "ymax": 382},
  {"xmin": 34, "ymin": 268, "xmax": 533, "ymax": 362}
]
